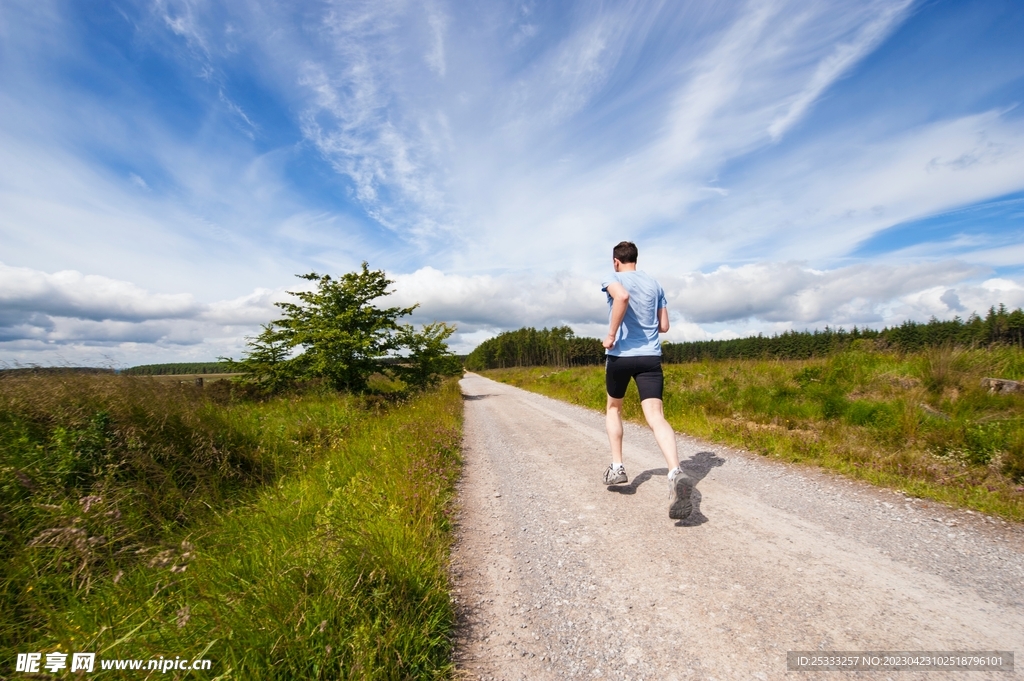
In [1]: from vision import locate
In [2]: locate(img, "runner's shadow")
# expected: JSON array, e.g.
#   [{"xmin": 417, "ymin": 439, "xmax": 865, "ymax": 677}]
[
  {"xmin": 606, "ymin": 468, "xmax": 666, "ymax": 495},
  {"xmin": 675, "ymin": 451, "xmax": 725, "ymax": 527},
  {"xmin": 680, "ymin": 451, "xmax": 725, "ymax": 481}
]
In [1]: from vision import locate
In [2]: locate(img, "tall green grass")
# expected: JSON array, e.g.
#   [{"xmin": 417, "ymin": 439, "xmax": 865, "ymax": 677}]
[
  {"xmin": 1, "ymin": 372, "xmax": 462, "ymax": 678},
  {"xmin": 484, "ymin": 347, "xmax": 1024, "ymax": 520}
]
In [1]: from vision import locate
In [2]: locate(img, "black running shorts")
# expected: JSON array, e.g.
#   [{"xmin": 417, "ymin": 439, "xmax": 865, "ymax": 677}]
[{"xmin": 605, "ymin": 355, "xmax": 664, "ymax": 401}]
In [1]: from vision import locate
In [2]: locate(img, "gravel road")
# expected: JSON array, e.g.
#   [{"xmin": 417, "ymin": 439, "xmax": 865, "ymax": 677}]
[{"xmin": 450, "ymin": 373, "xmax": 1024, "ymax": 680}]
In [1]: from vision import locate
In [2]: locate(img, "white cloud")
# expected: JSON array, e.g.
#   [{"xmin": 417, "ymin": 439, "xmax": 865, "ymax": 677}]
[
  {"xmin": 661, "ymin": 261, "xmax": 984, "ymax": 324},
  {"xmin": 160, "ymin": 0, "xmax": 1018, "ymax": 282},
  {"xmin": 0, "ymin": 92, "xmax": 342, "ymax": 301},
  {"xmin": 767, "ymin": 0, "xmax": 913, "ymax": 140},
  {"xmin": 425, "ymin": 3, "xmax": 447, "ymax": 77},
  {"xmin": 646, "ymin": 109, "xmax": 1024, "ymax": 274},
  {"xmin": 200, "ymin": 288, "xmax": 287, "ymax": 325},
  {"xmin": 535, "ymin": 16, "xmax": 619, "ymax": 122},
  {"xmin": 388, "ymin": 260, "xmax": 1023, "ymax": 343},
  {"xmin": 387, "ymin": 266, "xmax": 605, "ymax": 327},
  {"xmin": 0, "ymin": 262, "xmax": 201, "ymax": 322},
  {"xmin": 156, "ymin": 0, "xmax": 211, "ymax": 60},
  {"xmin": 4, "ymin": 259, "xmax": 1023, "ymax": 365},
  {"xmin": 274, "ymin": 0, "xmax": 917, "ymax": 265},
  {"xmin": 0, "ymin": 263, "xmax": 287, "ymax": 364},
  {"xmin": 294, "ymin": 1, "xmax": 455, "ymax": 239},
  {"xmin": 805, "ymin": 111, "xmax": 1024, "ymax": 255},
  {"xmin": 430, "ymin": 0, "xmax": 941, "ymax": 274}
]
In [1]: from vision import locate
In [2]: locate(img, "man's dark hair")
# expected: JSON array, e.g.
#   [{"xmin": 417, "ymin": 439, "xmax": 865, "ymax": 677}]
[{"xmin": 613, "ymin": 241, "xmax": 638, "ymax": 264}]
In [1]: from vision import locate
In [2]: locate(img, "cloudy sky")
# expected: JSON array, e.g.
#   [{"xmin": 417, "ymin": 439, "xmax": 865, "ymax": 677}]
[{"xmin": 1, "ymin": 0, "xmax": 1023, "ymax": 366}]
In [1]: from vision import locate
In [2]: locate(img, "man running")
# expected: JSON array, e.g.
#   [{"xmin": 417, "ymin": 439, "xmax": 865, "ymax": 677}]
[{"xmin": 601, "ymin": 241, "xmax": 693, "ymax": 520}]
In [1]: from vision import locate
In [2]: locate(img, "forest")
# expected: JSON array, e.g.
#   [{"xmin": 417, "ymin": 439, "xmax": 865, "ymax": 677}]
[{"xmin": 465, "ymin": 305, "xmax": 1024, "ymax": 370}]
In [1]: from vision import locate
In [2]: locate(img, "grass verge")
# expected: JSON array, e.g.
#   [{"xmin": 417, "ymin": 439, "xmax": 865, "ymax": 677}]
[
  {"xmin": 482, "ymin": 347, "xmax": 1024, "ymax": 521},
  {"xmin": 2, "ymin": 372, "xmax": 462, "ymax": 679}
]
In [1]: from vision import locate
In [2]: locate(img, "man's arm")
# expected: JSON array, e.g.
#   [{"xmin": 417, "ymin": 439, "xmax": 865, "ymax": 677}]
[
  {"xmin": 603, "ymin": 282, "xmax": 629, "ymax": 349},
  {"xmin": 658, "ymin": 306, "xmax": 670, "ymax": 333}
]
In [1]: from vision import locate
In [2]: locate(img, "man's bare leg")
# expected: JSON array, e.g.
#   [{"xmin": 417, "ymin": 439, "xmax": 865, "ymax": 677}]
[
  {"xmin": 606, "ymin": 395, "xmax": 625, "ymax": 465},
  {"xmin": 642, "ymin": 397, "xmax": 693, "ymax": 519},
  {"xmin": 640, "ymin": 398, "xmax": 680, "ymax": 471}
]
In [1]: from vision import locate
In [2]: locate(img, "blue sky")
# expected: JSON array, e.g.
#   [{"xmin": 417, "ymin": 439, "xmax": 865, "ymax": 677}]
[{"xmin": 1, "ymin": 0, "xmax": 1023, "ymax": 365}]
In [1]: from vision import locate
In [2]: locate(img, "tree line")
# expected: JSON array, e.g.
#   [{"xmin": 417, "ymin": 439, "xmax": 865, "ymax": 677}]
[
  {"xmin": 463, "ymin": 326, "xmax": 605, "ymax": 370},
  {"xmin": 123, "ymin": 362, "xmax": 233, "ymax": 375},
  {"xmin": 465, "ymin": 305, "xmax": 1024, "ymax": 369}
]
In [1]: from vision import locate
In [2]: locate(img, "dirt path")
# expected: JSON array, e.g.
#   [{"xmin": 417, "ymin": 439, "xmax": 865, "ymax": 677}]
[{"xmin": 450, "ymin": 373, "xmax": 1024, "ymax": 680}]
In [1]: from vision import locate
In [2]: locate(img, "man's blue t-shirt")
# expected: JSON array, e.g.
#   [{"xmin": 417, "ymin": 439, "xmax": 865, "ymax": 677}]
[{"xmin": 601, "ymin": 270, "xmax": 667, "ymax": 357}]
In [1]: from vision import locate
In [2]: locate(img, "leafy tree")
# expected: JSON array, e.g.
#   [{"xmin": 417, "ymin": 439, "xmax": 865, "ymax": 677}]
[
  {"xmin": 228, "ymin": 264, "xmax": 460, "ymax": 392},
  {"xmin": 393, "ymin": 322, "xmax": 463, "ymax": 389},
  {"xmin": 232, "ymin": 324, "xmax": 296, "ymax": 392}
]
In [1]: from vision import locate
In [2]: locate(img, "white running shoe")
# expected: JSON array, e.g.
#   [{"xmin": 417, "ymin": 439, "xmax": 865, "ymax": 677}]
[
  {"xmin": 668, "ymin": 468, "xmax": 694, "ymax": 519},
  {"xmin": 603, "ymin": 464, "xmax": 628, "ymax": 485}
]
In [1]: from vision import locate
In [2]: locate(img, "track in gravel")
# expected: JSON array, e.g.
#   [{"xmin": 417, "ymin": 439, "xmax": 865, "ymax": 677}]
[{"xmin": 450, "ymin": 373, "xmax": 1024, "ymax": 680}]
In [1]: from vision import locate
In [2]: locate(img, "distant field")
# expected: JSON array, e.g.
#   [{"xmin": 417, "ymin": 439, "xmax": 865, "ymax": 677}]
[
  {"xmin": 483, "ymin": 347, "xmax": 1024, "ymax": 521},
  {"xmin": 144, "ymin": 372, "xmax": 243, "ymax": 383}
]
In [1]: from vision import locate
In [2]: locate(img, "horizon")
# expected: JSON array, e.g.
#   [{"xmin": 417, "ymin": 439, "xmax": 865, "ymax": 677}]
[{"xmin": 6, "ymin": 304, "xmax": 1021, "ymax": 371}]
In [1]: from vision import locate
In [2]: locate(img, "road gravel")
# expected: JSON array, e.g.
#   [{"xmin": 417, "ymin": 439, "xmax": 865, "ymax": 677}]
[{"xmin": 451, "ymin": 373, "xmax": 1024, "ymax": 680}]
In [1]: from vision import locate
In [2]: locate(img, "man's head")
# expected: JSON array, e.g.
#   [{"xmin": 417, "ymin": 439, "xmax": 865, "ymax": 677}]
[{"xmin": 612, "ymin": 241, "xmax": 638, "ymax": 265}]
